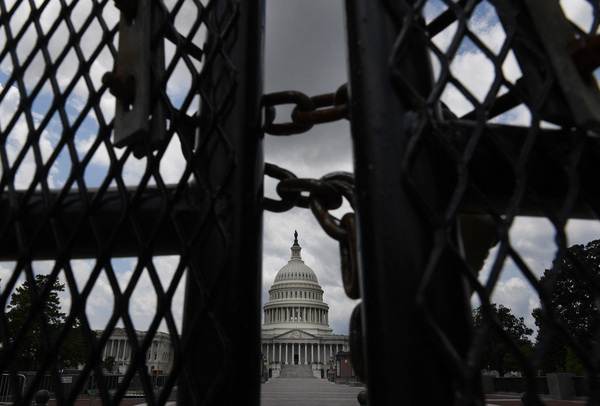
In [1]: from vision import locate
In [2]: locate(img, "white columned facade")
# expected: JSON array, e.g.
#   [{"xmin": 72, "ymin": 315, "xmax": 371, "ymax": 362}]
[{"xmin": 261, "ymin": 232, "xmax": 349, "ymax": 379}]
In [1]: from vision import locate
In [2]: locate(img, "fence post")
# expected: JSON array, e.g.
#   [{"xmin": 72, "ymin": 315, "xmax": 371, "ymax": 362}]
[
  {"xmin": 176, "ymin": 1, "xmax": 264, "ymax": 404},
  {"xmin": 344, "ymin": 1, "xmax": 481, "ymax": 403}
]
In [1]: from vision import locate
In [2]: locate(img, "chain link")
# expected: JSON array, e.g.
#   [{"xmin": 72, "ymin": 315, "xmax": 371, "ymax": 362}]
[
  {"xmin": 262, "ymin": 81, "xmax": 355, "ymax": 297},
  {"xmin": 264, "ymin": 163, "xmax": 360, "ymax": 299},
  {"xmin": 263, "ymin": 84, "xmax": 349, "ymax": 135}
]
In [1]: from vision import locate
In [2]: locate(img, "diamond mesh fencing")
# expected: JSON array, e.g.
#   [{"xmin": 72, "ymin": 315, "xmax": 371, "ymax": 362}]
[
  {"xmin": 0, "ymin": 0, "xmax": 263, "ymax": 405},
  {"xmin": 3, "ymin": 0, "xmax": 600, "ymax": 405},
  {"xmin": 345, "ymin": 0, "xmax": 600, "ymax": 404}
]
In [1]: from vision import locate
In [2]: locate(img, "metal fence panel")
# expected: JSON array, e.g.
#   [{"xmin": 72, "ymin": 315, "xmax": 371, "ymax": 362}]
[
  {"xmin": 0, "ymin": 0, "xmax": 264, "ymax": 405},
  {"xmin": 3, "ymin": 0, "xmax": 600, "ymax": 404},
  {"xmin": 345, "ymin": 0, "xmax": 600, "ymax": 404}
]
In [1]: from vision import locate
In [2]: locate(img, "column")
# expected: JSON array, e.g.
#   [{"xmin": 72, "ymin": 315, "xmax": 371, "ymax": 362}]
[
  {"xmin": 292, "ymin": 343, "xmax": 295, "ymax": 364},
  {"xmin": 311, "ymin": 344, "xmax": 314, "ymax": 364},
  {"xmin": 285, "ymin": 343, "xmax": 288, "ymax": 364},
  {"xmin": 304, "ymin": 343, "xmax": 308, "ymax": 364},
  {"xmin": 279, "ymin": 343, "xmax": 282, "ymax": 363},
  {"xmin": 318, "ymin": 344, "xmax": 321, "ymax": 363}
]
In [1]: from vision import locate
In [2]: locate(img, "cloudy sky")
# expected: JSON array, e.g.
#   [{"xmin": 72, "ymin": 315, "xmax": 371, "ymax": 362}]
[
  {"xmin": 1, "ymin": 0, "xmax": 599, "ymax": 339},
  {"xmin": 262, "ymin": 0, "xmax": 600, "ymax": 338},
  {"xmin": 262, "ymin": 0, "xmax": 355, "ymax": 335}
]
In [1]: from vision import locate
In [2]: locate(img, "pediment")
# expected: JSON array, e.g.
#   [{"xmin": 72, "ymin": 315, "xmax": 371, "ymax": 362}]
[{"xmin": 275, "ymin": 329, "xmax": 317, "ymax": 340}]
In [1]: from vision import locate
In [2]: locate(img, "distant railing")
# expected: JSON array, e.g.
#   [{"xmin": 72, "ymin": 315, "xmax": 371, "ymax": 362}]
[{"xmin": 0, "ymin": 374, "xmax": 25, "ymax": 404}]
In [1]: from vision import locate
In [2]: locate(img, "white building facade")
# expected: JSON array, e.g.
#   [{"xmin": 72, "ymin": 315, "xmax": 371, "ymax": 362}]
[
  {"xmin": 261, "ymin": 232, "xmax": 350, "ymax": 378},
  {"xmin": 97, "ymin": 328, "xmax": 174, "ymax": 374}
]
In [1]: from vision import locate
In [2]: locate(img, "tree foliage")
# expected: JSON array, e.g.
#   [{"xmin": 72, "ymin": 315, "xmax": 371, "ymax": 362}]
[
  {"xmin": 5, "ymin": 274, "xmax": 86, "ymax": 370},
  {"xmin": 103, "ymin": 355, "xmax": 116, "ymax": 373},
  {"xmin": 473, "ymin": 303, "xmax": 533, "ymax": 377},
  {"xmin": 532, "ymin": 239, "xmax": 600, "ymax": 375}
]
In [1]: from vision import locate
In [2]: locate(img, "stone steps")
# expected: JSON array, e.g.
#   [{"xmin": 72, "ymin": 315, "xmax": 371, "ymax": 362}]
[{"xmin": 278, "ymin": 364, "xmax": 315, "ymax": 379}]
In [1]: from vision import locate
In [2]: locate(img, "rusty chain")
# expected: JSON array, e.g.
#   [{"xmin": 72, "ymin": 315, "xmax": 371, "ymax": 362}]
[
  {"xmin": 264, "ymin": 163, "xmax": 360, "ymax": 299},
  {"xmin": 262, "ymin": 83, "xmax": 356, "ymax": 297},
  {"xmin": 263, "ymin": 84, "xmax": 349, "ymax": 135}
]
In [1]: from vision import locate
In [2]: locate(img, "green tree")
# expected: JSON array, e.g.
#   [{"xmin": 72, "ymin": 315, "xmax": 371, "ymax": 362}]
[
  {"xmin": 473, "ymin": 303, "xmax": 533, "ymax": 377},
  {"xmin": 103, "ymin": 355, "xmax": 116, "ymax": 373},
  {"xmin": 532, "ymin": 239, "xmax": 600, "ymax": 374},
  {"xmin": 5, "ymin": 274, "xmax": 86, "ymax": 370}
]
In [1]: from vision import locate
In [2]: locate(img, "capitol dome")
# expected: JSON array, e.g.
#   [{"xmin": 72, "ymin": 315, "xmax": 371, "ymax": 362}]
[{"xmin": 262, "ymin": 231, "xmax": 332, "ymax": 336}]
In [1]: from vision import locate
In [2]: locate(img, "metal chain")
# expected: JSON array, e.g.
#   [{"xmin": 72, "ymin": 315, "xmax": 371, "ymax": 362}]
[
  {"xmin": 263, "ymin": 84, "xmax": 349, "ymax": 135},
  {"xmin": 264, "ymin": 163, "xmax": 360, "ymax": 299}
]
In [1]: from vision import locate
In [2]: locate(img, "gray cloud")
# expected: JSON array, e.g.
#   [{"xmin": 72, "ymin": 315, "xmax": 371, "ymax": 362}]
[{"xmin": 262, "ymin": 0, "xmax": 355, "ymax": 335}]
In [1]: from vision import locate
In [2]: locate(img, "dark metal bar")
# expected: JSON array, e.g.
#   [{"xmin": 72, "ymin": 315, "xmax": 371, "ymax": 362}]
[
  {"xmin": 0, "ymin": 120, "xmax": 597, "ymax": 261},
  {"xmin": 0, "ymin": 186, "xmax": 201, "ymax": 260},
  {"xmin": 177, "ymin": 0, "xmax": 264, "ymax": 404},
  {"xmin": 426, "ymin": 0, "xmax": 470, "ymax": 37},
  {"xmin": 450, "ymin": 121, "xmax": 600, "ymax": 220},
  {"xmin": 345, "ymin": 1, "xmax": 481, "ymax": 404}
]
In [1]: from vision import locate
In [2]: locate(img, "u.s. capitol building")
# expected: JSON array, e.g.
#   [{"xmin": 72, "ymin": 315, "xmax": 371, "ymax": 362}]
[{"xmin": 261, "ymin": 232, "xmax": 350, "ymax": 378}]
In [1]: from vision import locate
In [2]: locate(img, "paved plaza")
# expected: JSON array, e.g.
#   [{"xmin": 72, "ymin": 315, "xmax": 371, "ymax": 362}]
[
  {"xmin": 261, "ymin": 378, "xmax": 365, "ymax": 406},
  {"xmin": 260, "ymin": 378, "xmax": 587, "ymax": 406}
]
